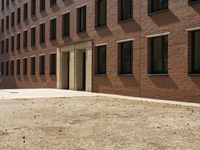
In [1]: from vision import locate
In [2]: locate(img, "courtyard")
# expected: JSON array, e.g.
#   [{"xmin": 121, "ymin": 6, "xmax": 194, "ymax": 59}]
[{"xmin": 0, "ymin": 89, "xmax": 200, "ymax": 149}]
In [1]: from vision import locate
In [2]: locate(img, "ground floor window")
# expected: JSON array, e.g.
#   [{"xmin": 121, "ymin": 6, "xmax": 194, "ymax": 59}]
[
  {"xmin": 96, "ymin": 45, "xmax": 107, "ymax": 74},
  {"xmin": 23, "ymin": 58, "xmax": 28, "ymax": 75},
  {"xmin": 149, "ymin": 35, "xmax": 168, "ymax": 74},
  {"xmin": 50, "ymin": 53, "xmax": 56, "ymax": 75},
  {"xmin": 40, "ymin": 55, "xmax": 45, "ymax": 75},
  {"xmin": 118, "ymin": 41, "xmax": 133, "ymax": 74},
  {"xmin": 31, "ymin": 57, "xmax": 36, "ymax": 75},
  {"xmin": 17, "ymin": 59, "xmax": 20, "ymax": 75},
  {"xmin": 191, "ymin": 30, "xmax": 200, "ymax": 74}
]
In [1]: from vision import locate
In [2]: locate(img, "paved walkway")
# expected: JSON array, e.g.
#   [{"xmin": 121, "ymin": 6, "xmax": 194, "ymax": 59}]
[{"xmin": 0, "ymin": 88, "xmax": 199, "ymax": 107}]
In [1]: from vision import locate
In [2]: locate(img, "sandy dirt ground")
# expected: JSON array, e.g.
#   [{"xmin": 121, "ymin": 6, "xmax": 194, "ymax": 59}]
[{"xmin": 0, "ymin": 96, "xmax": 200, "ymax": 150}]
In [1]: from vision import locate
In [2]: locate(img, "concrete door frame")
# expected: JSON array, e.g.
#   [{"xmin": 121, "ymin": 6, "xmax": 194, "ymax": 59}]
[{"xmin": 57, "ymin": 41, "xmax": 92, "ymax": 92}]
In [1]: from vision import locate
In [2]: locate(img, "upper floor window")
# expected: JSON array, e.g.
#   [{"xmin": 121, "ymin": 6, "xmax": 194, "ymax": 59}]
[
  {"xmin": 50, "ymin": 18, "xmax": 57, "ymax": 40},
  {"xmin": 50, "ymin": 0, "xmax": 56, "ymax": 7},
  {"xmin": 1, "ymin": 0, "xmax": 4, "ymax": 11},
  {"xmin": 96, "ymin": 45, "xmax": 107, "ymax": 74},
  {"xmin": 6, "ymin": 38, "xmax": 9, "ymax": 53},
  {"xmin": 24, "ymin": 3, "xmax": 28, "ymax": 20},
  {"xmin": 149, "ymin": 35, "xmax": 168, "ymax": 74},
  {"xmin": 62, "ymin": 13, "xmax": 70, "ymax": 37},
  {"xmin": 31, "ymin": 27, "xmax": 36, "ymax": 46},
  {"xmin": 40, "ymin": 23, "xmax": 45, "ymax": 43},
  {"xmin": 23, "ymin": 30, "xmax": 28, "ymax": 48},
  {"xmin": 1, "ymin": 62, "xmax": 4, "ymax": 76},
  {"xmin": 118, "ymin": 0, "xmax": 133, "ymax": 21},
  {"xmin": 96, "ymin": 0, "xmax": 107, "ymax": 28},
  {"xmin": 77, "ymin": 6, "xmax": 86, "ymax": 33},
  {"xmin": 17, "ymin": 33, "xmax": 21, "ymax": 50},
  {"xmin": 1, "ymin": 19, "xmax": 4, "ymax": 33},
  {"xmin": 1, "ymin": 40, "xmax": 4, "ymax": 54},
  {"xmin": 149, "ymin": 0, "xmax": 168, "ymax": 13},
  {"xmin": 118, "ymin": 41, "xmax": 133, "ymax": 74},
  {"xmin": 40, "ymin": 0, "xmax": 45, "ymax": 11},
  {"xmin": 11, "ymin": 12, "xmax": 14, "ymax": 26},
  {"xmin": 191, "ymin": 30, "xmax": 200, "ymax": 74},
  {"xmin": 11, "ymin": 36, "xmax": 14, "ymax": 51},
  {"xmin": 6, "ymin": 0, "xmax": 9, "ymax": 7},
  {"xmin": 6, "ymin": 15, "xmax": 9, "ymax": 30},
  {"xmin": 31, "ymin": 0, "xmax": 36, "ymax": 16},
  {"xmin": 17, "ymin": 8, "xmax": 21, "ymax": 24}
]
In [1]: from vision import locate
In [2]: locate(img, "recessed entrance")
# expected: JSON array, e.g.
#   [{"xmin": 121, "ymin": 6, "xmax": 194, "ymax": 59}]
[{"xmin": 57, "ymin": 41, "xmax": 92, "ymax": 92}]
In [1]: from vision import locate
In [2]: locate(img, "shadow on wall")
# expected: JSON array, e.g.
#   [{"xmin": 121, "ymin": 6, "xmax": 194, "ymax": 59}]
[
  {"xmin": 149, "ymin": 75, "xmax": 178, "ymax": 89},
  {"xmin": 119, "ymin": 20, "xmax": 142, "ymax": 33},
  {"xmin": 96, "ymin": 27, "xmax": 113, "ymax": 37},
  {"xmin": 118, "ymin": 76, "xmax": 139, "ymax": 88},
  {"xmin": 63, "ymin": 0, "xmax": 74, "ymax": 6},
  {"xmin": 190, "ymin": 3, "xmax": 200, "ymax": 14},
  {"xmin": 149, "ymin": 10, "xmax": 180, "ymax": 27},
  {"xmin": 190, "ymin": 76, "xmax": 200, "ymax": 89}
]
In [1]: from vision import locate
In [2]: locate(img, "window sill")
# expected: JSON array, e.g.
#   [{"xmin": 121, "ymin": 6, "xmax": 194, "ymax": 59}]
[
  {"xmin": 95, "ymin": 25, "xmax": 107, "ymax": 30},
  {"xmin": 189, "ymin": 73, "xmax": 200, "ymax": 76},
  {"xmin": 148, "ymin": 8, "xmax": 169, "ymax": 16},
  {"xmin": 118, "ymin": 74, "xmax": 134, "ymax": 77},
  {"xmin": 118, "ymin": 18, "xmax": 133, "ymax": 24},
  {"xmin": 189, "ymin": 1, "xmax": 200, "ymax": 5},
  {"xmin": 148, "ymin": 74, "xmax": 168, "ymax": 76},
  {"xmin": 95, "ymin": 74, "xmax": 107, "ymax": 77}
]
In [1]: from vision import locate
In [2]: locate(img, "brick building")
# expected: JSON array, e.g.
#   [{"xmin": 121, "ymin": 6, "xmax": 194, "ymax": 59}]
[{"xmin": 0, "ymin": 0, "xmax": 200, "ymax": 102}]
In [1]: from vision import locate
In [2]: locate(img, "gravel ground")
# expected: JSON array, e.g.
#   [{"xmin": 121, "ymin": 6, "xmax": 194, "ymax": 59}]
[{"xmin": 0, "ymin": 96, "xmax": 200, "ymax": 150}]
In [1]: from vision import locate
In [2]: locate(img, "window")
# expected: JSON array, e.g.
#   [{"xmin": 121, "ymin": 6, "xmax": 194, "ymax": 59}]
[
  {"xmin": 96, "ymin": 0, "xmax": 107, "ymax": 28},
  {"xmin": 119, "ymin": 41, "xmax": 133, "ymax": 74},
  {"xmin": 118, "ymin": 0, "xmax": 133, "ymax": 21},
  {"xmin": 31, "ymin": 57, "xmax": 36, "ymax": 75},
  {"xmin": 5, "ymin": 61, "xmax": 9, "ymax": 76},
  {"xmin": 0, "ymin": 62, "xmax": 4, "ymax": 76},
  {"xmin": 6, "ymin": 15, "xmax": 9, "ymax": 30},
  {"xmin": 1, "ymin": 40, "xmax": 4, "ymax": 54},
  {"xmin": 11, "ymin": 36, "xmax": 14, "ymax": 51},
  {"xmin": 24, "ymin": 3, "xmax": 28, "ymax": 20},
  {"xmin": 6, "ymin": 0, "xmax": 9, "ymax": 7},
  {"xmin": 62, "ymin": 13, "xmax": 70, "ymax": 37},
  {"xmin": 40, "ymin": 0, "xmax": 45, "ymax": 11},
  {"xmin": 10, "ymin": 60, "xmax": 14, "ymax": 75},
  {"xmin": 17, "ymin": 33, "xmax": 20, "ymax": 50},
  {"xmin": 40, "ymin": 23, "xmax": 45, "ymax": 43},
  {"xmin": 77, "ymin": 6, "xmax": 86, "ymax": 33},
  {"xmin": 191, "ymin": 30, "xmax": 200, "ymax": 74},
  {"xmin": 11, "ymin": 12, "xmax": 14, "ymax": 26},
  {"xmin": 149, "ymin": 35, "xmax": 168, "ymax": 74},
  {"xmin": 23, "ymin": 58, "xmax": 27, "ymax": 75},
  {"xmin": 39, "ymin": 55, "xmax": 45, "ymax": 75},
  {"xmin": 149, "ymin": 0, "xmax": 168, "ymax": 13},
  {"xmin": 31, "ymin": 0, "xmax": 36, "ymax": 16},
  {"xmin": 96, "ymin": 45, "xmax": 107, "ymax": 74},
  {"xmin": 23, "ymin": 30, "xmax": 28, "ymax": 48},
  {"xmin": 50, "ymin": 0, "xmax": 56, "ymax": 6},
  {"xmin": 31, "ymin": 27, "xmax": 36, "ymax": 46},
  {"xmin": 17, "ymin": 59, "xmax": 20, "ymax": 75},
  {"xmin": 1, "ymin": 0, "xmax": 4, "ymax": 11},
  {"xmin": 50, "ymin": 18, "xmax": 56, "ymax": 40},
  {"xmin": 50, "ymin": 53, "xmax": 56, "ymax": 75},
  {"xmin": 6, "ymin": 38, "xmax": 9, "ymax": 53},
  {"xmin": 17, "ymin": 8, "xmax": 21, "ymax": 24},
  {"xmin": 1, "ymin": 19, "xmax": 4, "ymax": 33}
]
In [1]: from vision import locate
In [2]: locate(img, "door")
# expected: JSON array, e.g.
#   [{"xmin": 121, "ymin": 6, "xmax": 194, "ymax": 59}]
[{"xmin": 82, "ymin": 52, "xmax": 86, "ymax": 91}]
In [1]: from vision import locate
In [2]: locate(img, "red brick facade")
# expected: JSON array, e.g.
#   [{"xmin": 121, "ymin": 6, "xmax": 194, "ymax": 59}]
[{"xmin": 0, "ymin": 0, "xmax": 200, "ymax": 102}]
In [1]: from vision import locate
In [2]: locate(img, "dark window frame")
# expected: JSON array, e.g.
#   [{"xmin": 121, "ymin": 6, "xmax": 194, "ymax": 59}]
[
  {"xmin": 40, "ymin": 23, "xmax": 45, "ymax": 43},
  {"xmin": 50, "ymin": 18, "xmax": 57, "ymax": 40},
  {"xmin": 16, "ymin": 59, "xmax": 20, "ymax": 75},
  {"xmin": 23, "ymin": 30, "xmax": 28, "ymax": 48},
  {"xmin": 23, "ymin": 58, "xmax": 28, "ymax": 75},
  {"xmin": 118, "ymin": 0, "xmax": 133, "ymax": 22},
  {"xmin": 149, "ymin": 0, "xmax": 168, "ymax": 14},
  {"xmin": 31, "ymin": 57, "xmax": 36, "ymax": 75},
  {"xmin": 31, "ymin": 27, "xmax": 36, "ymax": 46},
  {"xmin": 39, "ymin": 55, "xmax": 45, "ymax": 75},
  {"xmin": 62, "ymin": 13, "xmax": 70, "ymax": 37},
  {"xmin": 50, "ymin": 53, "xmax": 56, "ymax": 75}
]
